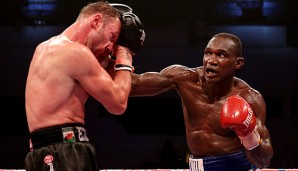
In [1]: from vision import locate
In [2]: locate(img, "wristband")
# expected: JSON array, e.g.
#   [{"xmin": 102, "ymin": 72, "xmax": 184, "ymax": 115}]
[
  {"xmin": 238, "ymin": 127, "xmax": 261, "ymax": 150},
  {"xmin": 114, "ymin": 64, "xmax": 134, "ymax": 72}
]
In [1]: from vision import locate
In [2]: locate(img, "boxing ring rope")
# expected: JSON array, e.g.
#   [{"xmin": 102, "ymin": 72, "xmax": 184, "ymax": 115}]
[{"xmin": 1, "ymin": 169, "xmax": 298, "ymax": 171}]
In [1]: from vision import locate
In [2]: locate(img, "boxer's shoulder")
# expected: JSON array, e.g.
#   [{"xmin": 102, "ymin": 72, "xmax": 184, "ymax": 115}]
[{"xmin": 161, "ymin": 64, "xmax": 197, "ymax": 78}]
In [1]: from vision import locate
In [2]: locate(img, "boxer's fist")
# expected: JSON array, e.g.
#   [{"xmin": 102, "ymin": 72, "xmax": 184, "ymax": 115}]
[
  {"xmin": 118, "ymin": 12, "xmax": 145, "ymax": 55},
  {"xmin": 110, "ymin": 3, "xmax": 145, "ymax": 55},
  {"xmin": 220, "ymin": 95, "xmax": 260, "ymax": 150},
  {"xmin": 220, "ymin": 95, "xmax": 256, "ymax": 136},
  {"xmin": 112, "ymin": 45, "xmax": 132, "ymax": 66}
]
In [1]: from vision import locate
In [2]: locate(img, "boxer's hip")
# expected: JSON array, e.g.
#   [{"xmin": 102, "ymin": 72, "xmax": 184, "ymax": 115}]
[
  {"xmin": 29, "ymin": 123, "xmax": 89, "ymax": 150},
  {"xmin": 189, "ymin": 150, "xmax": 257, "ymax": 171}
]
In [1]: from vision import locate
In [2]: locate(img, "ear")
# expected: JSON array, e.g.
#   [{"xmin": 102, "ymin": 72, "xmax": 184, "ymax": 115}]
[
  {"xmin": 235, "ymin": 56, "xmax": 244, "ymax": 70},
  {"xmin": 91, "ymin": 14, "xmax": 103, "ymax": 29}
]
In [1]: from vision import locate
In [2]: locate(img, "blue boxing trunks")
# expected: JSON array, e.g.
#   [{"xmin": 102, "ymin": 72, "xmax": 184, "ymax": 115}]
[
  {"xmin": 25, "ymin": 123, "xmax": 98, "ymax": 171},
  {"xmin": 189, "ymin": 150, "xmax": 258, "ymax": 171}
]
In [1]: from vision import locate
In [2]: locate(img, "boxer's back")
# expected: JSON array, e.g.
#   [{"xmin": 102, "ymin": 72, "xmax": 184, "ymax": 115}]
[{"xmin": 25, "ymin": 36, "xmax": 87, "ymax": 132}]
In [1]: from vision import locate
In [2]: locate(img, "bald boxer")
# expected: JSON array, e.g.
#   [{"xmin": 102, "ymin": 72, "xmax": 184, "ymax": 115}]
[
  {"xmin": 24, "ymin": 1, "xmax": 144, "ymax": 171},
  {"xmin": 130, "ymin": 33, "xmax": 273, "ymax": 171}
]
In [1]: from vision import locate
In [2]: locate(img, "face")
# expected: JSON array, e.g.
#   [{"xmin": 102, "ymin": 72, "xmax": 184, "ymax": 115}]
[
  {"xmin": 203, "ymin": 36, "xmax": 243, "ymax": 83},
  {"xmin": 89, "ymin": 17, "xmax": 121, "ymax": 58}
]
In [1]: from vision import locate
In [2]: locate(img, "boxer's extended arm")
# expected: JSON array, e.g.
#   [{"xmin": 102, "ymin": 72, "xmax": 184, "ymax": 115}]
[
  {"xmin": 220, "ymin": 93, "xmax": 273, "ymax": 168},
  {"xmin": 130, "ymin": 65, "xmax": 181, "ymax": 96},
  {"xmin": 131, "ymin": 72, "xmax": 173, "ymax": 96}
]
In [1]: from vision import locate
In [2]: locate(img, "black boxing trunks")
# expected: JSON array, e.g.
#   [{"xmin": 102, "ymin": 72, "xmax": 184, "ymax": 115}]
[
  {"xmin": 25, "ymin": 123, "xmax": 98, "ymax": 171},
  {"xmin": 189, "ymin": 150, "xmax": 257, "ymax": 171}
]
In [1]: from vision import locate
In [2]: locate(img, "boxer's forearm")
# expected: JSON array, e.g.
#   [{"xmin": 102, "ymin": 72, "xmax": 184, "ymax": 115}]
[
  {"xmin": 245, "ymin": 126, "xmax": 274, "ymax": 168},
  {"xmin": 130, "ymin": 72, "xmax": 175, "ymax": 96}
]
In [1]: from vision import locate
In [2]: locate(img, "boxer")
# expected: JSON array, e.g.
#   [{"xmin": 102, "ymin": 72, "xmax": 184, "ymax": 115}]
[
  {"xmin": 130, "ymin": 32, "xmax": 273, "ymax": 171},
  {"xmin": 24, "ymin": 2, "xmax": 144, "ymax": 171}
]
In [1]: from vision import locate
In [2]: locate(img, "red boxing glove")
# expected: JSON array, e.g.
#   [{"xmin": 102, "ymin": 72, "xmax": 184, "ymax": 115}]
[{"xmin": 220, "ymin": 95, "xmax": 261, "ymax": 150}]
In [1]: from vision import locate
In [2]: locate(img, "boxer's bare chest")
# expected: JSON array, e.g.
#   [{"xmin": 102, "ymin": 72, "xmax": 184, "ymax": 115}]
[{"xmin": 177, "ymin": 80, "xmax": 228, "ymax": 131}]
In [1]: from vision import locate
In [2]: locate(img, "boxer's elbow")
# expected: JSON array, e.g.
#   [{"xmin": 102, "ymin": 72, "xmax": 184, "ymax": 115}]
[
  {"xmin": 110, "ymin": 110, "xmax": 126, "ymax": 115},
  {"xmin": 254, "ymin": 152, "xmax": 273, "ymax": 169},
  {"xmin": 107, "ymin": 95, "xmax": 128, "ymax": 115},
  {"xmin": 255, "ymin": 160, "xmax": 269, "ymax": 169},
  {"xmin": 106, "ymin": 104, "xmax": 127, "ymax": 115},
  {"xmin": 110, "ymin": 104, "xmax": 127, "ymax": 115}
]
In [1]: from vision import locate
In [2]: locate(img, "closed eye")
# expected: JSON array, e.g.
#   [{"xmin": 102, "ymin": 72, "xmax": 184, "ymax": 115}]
[{"xmin": 111, "ymin": 33, "xmax": 118, "ymax": 43}]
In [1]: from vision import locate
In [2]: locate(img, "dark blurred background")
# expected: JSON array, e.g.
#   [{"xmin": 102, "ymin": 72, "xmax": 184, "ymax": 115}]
[{"xmin": 0, "ymin": 0, "xmax": 298, "ymax": 169}]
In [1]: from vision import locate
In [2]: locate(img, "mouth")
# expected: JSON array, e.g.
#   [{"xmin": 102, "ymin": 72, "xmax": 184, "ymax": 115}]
[{"xmin": 205, "ymin": 68, "xmax": 218, "ymax": 78}]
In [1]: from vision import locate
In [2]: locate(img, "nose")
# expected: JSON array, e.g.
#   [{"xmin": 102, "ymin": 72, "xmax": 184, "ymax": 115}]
[
  {"xmin": 107, "ymin": 43, "xmax": 114, "ymax": 53},
  {"xmin": 207, "ymin": 55, "xmax": 218, "ymax": 66}
]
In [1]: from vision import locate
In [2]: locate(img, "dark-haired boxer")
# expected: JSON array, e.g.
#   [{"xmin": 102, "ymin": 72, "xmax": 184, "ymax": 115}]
[
  {"xmin": 24, "ymin": 1, "xmax": 145, "ymax": 171},
  {"xmin": 130, "ymin": 33, "xmax": 273, "ymax": 171}
]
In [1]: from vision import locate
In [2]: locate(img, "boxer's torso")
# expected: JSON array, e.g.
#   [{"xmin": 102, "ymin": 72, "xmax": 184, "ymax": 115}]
[
  {"xmin": 174, "ymin": 66, "xmax": 250, "ymax": 157},
  {"xmin": 25, "ymin": 35, "xmax": 88, "ymax": 132}
]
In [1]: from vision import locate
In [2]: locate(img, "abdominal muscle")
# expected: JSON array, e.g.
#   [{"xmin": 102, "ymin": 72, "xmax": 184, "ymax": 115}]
[{"xmin": 186, "ymin": 129, "xmax": 243, "ymax": 157}]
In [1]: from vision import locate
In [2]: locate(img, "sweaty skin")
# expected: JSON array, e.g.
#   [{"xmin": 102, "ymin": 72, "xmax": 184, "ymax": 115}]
[
  {"xmin": 130, "ymin": 34, "xmax": 273, "ymax": 168},
  {"xmin": 25, "ymin": 13, "xmax": 133, "ymax": 133}
]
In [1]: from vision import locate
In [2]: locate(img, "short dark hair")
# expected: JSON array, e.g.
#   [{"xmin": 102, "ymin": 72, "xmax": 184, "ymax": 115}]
[{"xmin": 213, "ymin": 32, "xmax": 242, "ymax": 57}]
